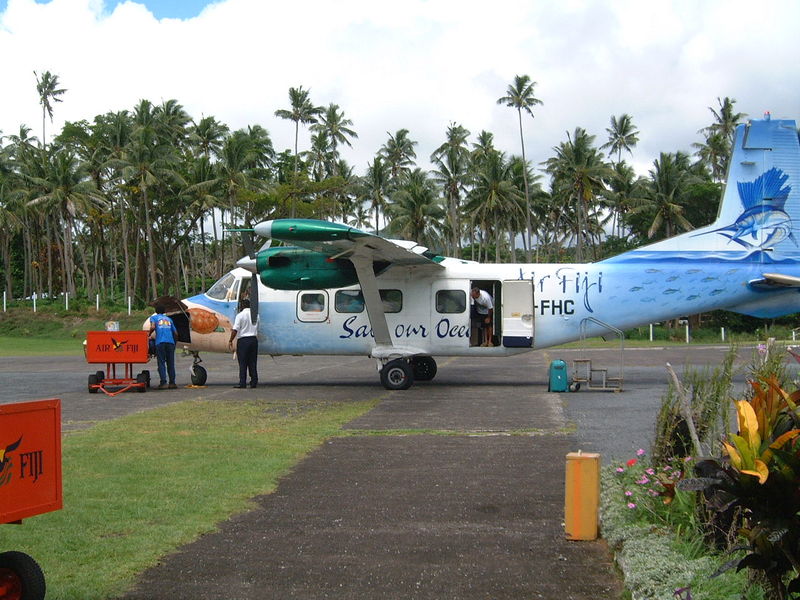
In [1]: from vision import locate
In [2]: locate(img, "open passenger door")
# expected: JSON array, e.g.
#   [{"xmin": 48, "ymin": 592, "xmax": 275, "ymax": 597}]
[{"xmin": 501, "ymin": 280, "xmax": 534, "ymax": 348}]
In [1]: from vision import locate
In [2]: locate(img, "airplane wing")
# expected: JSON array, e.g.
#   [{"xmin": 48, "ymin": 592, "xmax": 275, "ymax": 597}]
[
  {"xmin": 252, "ymin": 219, "xmax": 439, "ymax": 356},
  {"xmin": 252, "ymin": 219, "xmax": 445, "ymax": 271},
  {"xmin": 748, "ymin": 272, "xmax": 800, "ymax": 291}
]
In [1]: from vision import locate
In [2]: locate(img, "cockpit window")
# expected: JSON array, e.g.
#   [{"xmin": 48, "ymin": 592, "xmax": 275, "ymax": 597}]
[{"xmin": 206, "ymin": 272, "xmax": 238, "ymax": 301}]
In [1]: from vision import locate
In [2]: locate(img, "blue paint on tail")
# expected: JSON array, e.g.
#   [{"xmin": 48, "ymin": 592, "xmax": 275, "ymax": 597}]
[{"xmin": 604, "ymin": 117, "xmax": 800, "ymax": 265}]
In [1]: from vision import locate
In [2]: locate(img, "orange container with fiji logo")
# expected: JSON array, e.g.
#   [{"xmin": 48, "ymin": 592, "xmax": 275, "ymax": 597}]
[{"xmin": 0, "ymin": 399, "xmax": 62, "ymax": 523}]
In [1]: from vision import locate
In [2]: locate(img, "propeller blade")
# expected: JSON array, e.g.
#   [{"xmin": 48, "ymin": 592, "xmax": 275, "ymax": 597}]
[
  {"xmin": 242, "ymin": 231, "xmax": 255, "ymax": 259},
  {"xmin": 250, "ymin": 272, "xmax": 259, "ymax": 323}
]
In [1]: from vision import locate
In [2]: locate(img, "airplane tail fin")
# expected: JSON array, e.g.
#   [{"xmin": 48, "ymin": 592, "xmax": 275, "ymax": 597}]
[{"xmin": 605, "ymin": 116, "xmax": 800, "ymax": 265}]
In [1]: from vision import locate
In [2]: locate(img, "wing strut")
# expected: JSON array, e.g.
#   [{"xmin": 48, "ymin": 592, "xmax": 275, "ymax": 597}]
[{"xmin": 350, "ymin": 255, "xmax": 393, "ymax": 348}]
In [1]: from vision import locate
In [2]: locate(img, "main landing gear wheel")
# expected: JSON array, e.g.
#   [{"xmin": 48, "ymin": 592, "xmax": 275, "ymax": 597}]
[
  {"xmin": 0, "ymin": 551, "xmax": 46, "ymax": 600},
  {"xmin": 88, "ymin": 373, "xmax": 99, "ymax": 393},
  {"xmin": 380, "ymin": 359, "xmax": 414, "ymax": 391},
  {"xmin": 191, "ymin": 364, "xmax": 207, "ymax": 386},
  {"xmin": 410, "ymin": 356, "xmax": 437, "ymax": 381}
]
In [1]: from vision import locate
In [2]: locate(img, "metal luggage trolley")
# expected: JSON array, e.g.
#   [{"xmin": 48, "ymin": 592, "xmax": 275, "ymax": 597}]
[
  {"xmin": 0, "ymin": 399, "xmax": 63, "ymax": 600},
  {"xmin": 85, "ymin": 330, "xmax": 151, "ymax": 395}
]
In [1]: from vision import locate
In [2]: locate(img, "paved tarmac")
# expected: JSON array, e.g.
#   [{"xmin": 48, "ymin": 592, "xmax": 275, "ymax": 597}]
[{"xmin": 0, "ymin": 345, "xmax": 757, "ymax": 598}]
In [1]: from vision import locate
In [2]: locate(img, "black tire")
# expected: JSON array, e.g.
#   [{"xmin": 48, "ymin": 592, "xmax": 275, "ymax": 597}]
[
  {"xmin": 569, "ymin": 382, "xmax": 581, "ymax": 392},
  {"xmin": 0, "ymin": 551, "xmax": 46, "ymax": 600},
  {"xmin": 95, "ymin": 370, "xmax": 105, "ymax": 381},
  {"xmin": 411, "ymin": 356, "xmax": 437, "ymax": 381},
  {"xmin": 142, "ymin": 369, "xmax": 151, "ymax": 388},
  {"xmin": 136, "ymin": 373, "xmax": 148, "ymax": 393},
  {"xmin": 88, "ymin": 373, "xmax": 99, "ymax": 394},
  {"xmin": 191, "ymin": 365, "xmax": 207, "ymax": 386},
  {"xmin": 380, "ymin": 359, "xmax": 414, "ymax": 391}
]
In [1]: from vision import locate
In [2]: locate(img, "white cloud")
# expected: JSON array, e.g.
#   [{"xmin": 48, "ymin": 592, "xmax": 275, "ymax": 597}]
[{"xmin": 1, "ymin": 0, "xmax": 798, "ymax": 179}]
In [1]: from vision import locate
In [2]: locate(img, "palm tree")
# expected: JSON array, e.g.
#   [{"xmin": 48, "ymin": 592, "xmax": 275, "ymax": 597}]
[
  {"xmin": 25, "ymin": 149, "xmax": 106, "ymax": 295},
  {"xmin": 365, "ymin": 156, "xmax": 390, "ymax": 233},
  {"xmin": 605, "ymin": 161, "xmax": 647, "ymax": 240},
  {"xmin": 0, "ymin": 139, "xmax": 22, "ymax": 298},
  {"xmin": 274, "ymin": 86, "xmax": 323, "ymax": 215},
  {"xmin": 632, "ymin": 152, "xmax": 695, "ymax": 240},
  {"xmin": 385, "ymin": 169, "xmax": 444, "ymax": 248},
  {"xmin": 310, "ymin": 104, "xmax": 357, "ymax": 161},
  {"xmin": 696, "ymin": 97, "xmax": 746, "ymax": 182},
  {"xmin": 431, "ymin": 123, "xmax": 470, "ymax": 255},
  {"xmin": 120, "ymin": 99, "xmax": 184, "ymax": 298},
  {"xmin": 543, "ymin": 128, "xmax": 611, "ymax": 261},
  {"xmin": 497, "ymin": 74, "xmax": 542, "ymax": 261},
  {"xmin": 380, "ymin": 129, "xmax": 417, "ymax": 181},
  {"xmin": 465, "ymin": 150, "xmax": 524, "ymax": 262},
  {"xmin": 601, "ymin": 114, "xmax": 639, "ymax": 164},
  {"xmin": 34, "ymin": 70, "xmax": 66, "ymax": 148},
  {"xmin": 189, "ymin": 115, "xmax": 229, "ymax": 159}
]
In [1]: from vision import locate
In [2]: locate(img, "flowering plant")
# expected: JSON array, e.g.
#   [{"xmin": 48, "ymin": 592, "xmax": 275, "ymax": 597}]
[{"xmin": 614, "ymin": 449, "xmax": 690, "ymax": 518}]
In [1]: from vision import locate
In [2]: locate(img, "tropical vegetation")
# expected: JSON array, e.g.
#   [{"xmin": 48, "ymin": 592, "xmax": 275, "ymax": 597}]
[{"xmin": 1, "ymin": 71, "xmax": 747, "ymax": 308}]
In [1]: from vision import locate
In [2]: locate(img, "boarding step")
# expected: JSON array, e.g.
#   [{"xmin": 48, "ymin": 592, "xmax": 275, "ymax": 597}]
[{"xmin": 571, "ymin": 359, "xmax": 623, "ymax": 392}]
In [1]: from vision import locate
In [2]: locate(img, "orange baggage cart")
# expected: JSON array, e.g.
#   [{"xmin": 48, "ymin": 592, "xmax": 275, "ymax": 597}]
[
  {"xmin": 85, "ymin": 330, "xmax": 151, "ymax": 396},
  {"xmin": 0, "ymin": 398, "xmax": 62, "ymax": 600}
]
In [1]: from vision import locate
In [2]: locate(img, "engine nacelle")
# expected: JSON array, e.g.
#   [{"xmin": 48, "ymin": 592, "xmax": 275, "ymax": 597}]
[{"xmin": 255, "ymin": 247, "xmax": 358, "ymax": 290}]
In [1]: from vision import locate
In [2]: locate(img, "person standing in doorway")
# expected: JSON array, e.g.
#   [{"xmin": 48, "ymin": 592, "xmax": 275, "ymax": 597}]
[
  {"xmin": 149, "ymin": 304, "xmax": 178, "ymax": 389},
  {"xmin": 228, "ymin": 298, "xmax": 259, "ymax": 389},
  {"xmin": 470, "ymin": 287, "xmax": 494, "ymax": 347}
]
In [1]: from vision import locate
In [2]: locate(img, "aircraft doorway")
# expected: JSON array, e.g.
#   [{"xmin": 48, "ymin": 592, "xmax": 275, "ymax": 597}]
[{"xmin": 469, "ymin": 281, "xmax": 499, "ymax": 347}]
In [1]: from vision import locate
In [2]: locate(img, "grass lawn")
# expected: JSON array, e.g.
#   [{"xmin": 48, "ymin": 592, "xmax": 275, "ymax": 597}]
[{"xmin": 1, "ymin": 398, "xmax": 378, "ymax": 600}]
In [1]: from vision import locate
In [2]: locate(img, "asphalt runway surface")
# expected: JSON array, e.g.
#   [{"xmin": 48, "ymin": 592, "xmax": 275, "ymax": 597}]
[{"xmin": 0, "ymin": 345, "xmax": 759, "ymax": 598}]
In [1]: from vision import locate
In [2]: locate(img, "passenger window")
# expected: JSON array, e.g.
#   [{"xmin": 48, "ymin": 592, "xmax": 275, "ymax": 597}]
[
  {"xmin": 436, "ymin": 290, "xmax": 466, "ymax": 314},
  {"xmin": 301, "ymin": 293, "xmax": 325, "ymax": 312},
  {"xmin": 297, "ymin": 291, "xmax": 328, "ymax": 323},
  {"xmin": 380, "ymin": 289, "xmax": 402, "ymax": 313},
  {"xmin": 335, "ymin": 290, "xmax": 364, "ymax": 313}
]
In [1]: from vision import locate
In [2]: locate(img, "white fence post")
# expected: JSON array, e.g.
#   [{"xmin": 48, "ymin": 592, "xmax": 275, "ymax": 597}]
[
  {"xmin": 96, "ymin": 294, "xmax": 100, "ymax": 311},
  {"xmin": 685, "ymin": 324, "xmax": 690, "ymax": 344},
  {"xmin": 649, "ymin": 323, "xmax": 654, "ymax": 342},
  {"xmin": 33, "ymin": 292, "xmax": 37, "ymax": 313},
  {"xmin": 65, "ymin": 292, "xmax": 69, "ymax": 311},
  {"xmin": 128, "ymin": 296, "xmax": 132, "ymax": 316}
]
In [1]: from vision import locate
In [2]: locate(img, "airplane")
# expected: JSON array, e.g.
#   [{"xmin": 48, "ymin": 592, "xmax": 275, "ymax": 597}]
[{"xmin": 147, "ymin": 115, "xmax": 800, "ymax": 390}]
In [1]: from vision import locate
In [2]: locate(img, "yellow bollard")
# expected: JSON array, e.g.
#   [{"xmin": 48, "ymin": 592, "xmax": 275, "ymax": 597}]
[{"xmin": 564, "ymin": 451, "xmax": 600, "ymax": 540}]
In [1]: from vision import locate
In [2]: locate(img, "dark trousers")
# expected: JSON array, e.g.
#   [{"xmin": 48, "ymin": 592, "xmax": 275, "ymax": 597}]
[
  {"xmin": 155, "ymin": 342, "xmax": 176, "ymax": 384},
  {"xmin": 236, "ymin": 336, "xmax": 258, "ymax": 386}
]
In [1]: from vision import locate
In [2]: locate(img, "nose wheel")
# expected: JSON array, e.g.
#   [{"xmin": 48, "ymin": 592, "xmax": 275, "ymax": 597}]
[
  {"xmin": 191, "ymin": 364, "xmax": 207, "ymax": 386},
  {"xmin": 190, "ymin": 352, "xmax": 207, "ymax": 386}
]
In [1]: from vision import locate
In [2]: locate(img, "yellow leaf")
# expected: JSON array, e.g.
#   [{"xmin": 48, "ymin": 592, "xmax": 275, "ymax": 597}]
[
  {"xmin": 736, "ymin": 401, "xmax": 761, "ymax": 449},
  {"xmin": 732, "ymin": 434, "xmax": 755, "ymax": 469},
  {"xmin": 723, "ymin": 441, "xmax": 742, "ymax": 470},
  {"xmin": 762, "ymin": 429, "xmax": 800, "ymax": 463},
  {"xmin": 739, "ymin": 458, "xmax": 769, "ymax": 483}
]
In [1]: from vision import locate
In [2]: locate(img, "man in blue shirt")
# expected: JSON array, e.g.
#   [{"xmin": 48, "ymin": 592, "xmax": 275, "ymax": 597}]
[{"xmin": 149, "ymin": 303, "xmax": 178, "ymax": 389}]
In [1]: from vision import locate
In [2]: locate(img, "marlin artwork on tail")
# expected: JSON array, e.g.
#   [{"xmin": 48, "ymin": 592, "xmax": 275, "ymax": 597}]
[{"xmin": 146, "ymin": 116, "xmax": 800, "ymax": 390}]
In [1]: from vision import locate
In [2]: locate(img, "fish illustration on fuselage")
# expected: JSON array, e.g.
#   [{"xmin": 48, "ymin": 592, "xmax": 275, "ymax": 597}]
[{"xmin": 698, "ymin": 167, "xmax": 794, "ymax": 251}]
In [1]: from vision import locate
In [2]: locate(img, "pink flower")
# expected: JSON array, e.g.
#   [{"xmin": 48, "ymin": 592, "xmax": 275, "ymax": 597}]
[
  {"xmin": 637, "ymin": 448, "xmax": 646, "ymax": 456},
  {"xmin": 627, "ymin": 502, "xmax": 636, "ymax": 509},
  {"xmin": 616, "ymin": 467, "xmax": 624, "ymax": 473},
  {"xmin": 625, "ymin": 490, "xmax": 633, "ymax": 497},
  {"xmin": 636, "ymin": 476, "xmax": 650, "ymax": 485},
  {"xmin": 646, "ymin": 468, "xmax": 655, "ymax": 476}
]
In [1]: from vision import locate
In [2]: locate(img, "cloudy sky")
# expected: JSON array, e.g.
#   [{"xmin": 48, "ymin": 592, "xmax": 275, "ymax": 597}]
[{"xmin": 1, "ymin": 0, "xmax": 798, "ymax": 179}]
